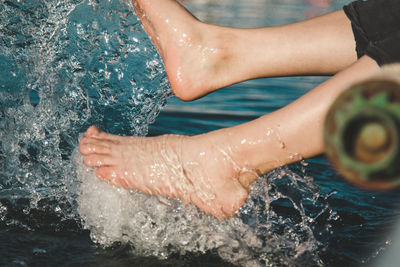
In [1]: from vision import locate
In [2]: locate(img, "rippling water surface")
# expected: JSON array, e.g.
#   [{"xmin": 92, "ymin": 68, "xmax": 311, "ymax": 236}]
[{"xmin": 1, "ymin": 0, "xmax": 400, "ymax": 266}]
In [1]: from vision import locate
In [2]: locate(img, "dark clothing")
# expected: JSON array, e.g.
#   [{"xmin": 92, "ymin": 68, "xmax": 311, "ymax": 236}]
[{"xmin": 344, "ymin": 0, "xmax": 400, "ymax": 66}]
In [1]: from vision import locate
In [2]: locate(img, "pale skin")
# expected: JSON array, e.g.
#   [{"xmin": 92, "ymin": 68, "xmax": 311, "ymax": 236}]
[{"xmin": 79, "ymin": 0, "xmax": 380, "ymax": 219}]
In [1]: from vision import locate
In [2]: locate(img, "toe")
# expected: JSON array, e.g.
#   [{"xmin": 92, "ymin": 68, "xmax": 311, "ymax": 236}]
[
  {"xmin": 79, "ymin": 142, "xmax": 111, "ymax": 155},
  {"xmin": 84, "ymin": 127, "xmax": 122, "ymax": 142},
  {"xmin": 96, "ymin": 166, "xmax": 112, "ymax": 179},
  {"xmin": 83, "ymin": 154, "xmax": 115, "ymax": 167},
  {"xmin": 85, "ymin": 125, "xmax": 122, "ymax": 141},
  {"xmin": 79, "ymin": 136, "xmax": 90, "ymax": 145},
  {"xmin": 96, "ymin": 166, "xmax": 120, "ymax": 179},
  {"xmin": 96, "ymin": 167, "xmax": 130, "ymax": 189},
  {"xmin": 95, "ymin": 131, "xmax": 119, "ymax": 141},
  {"xmin": 85, "ymin": 126, "xmax": 101, "ymax": 137}
]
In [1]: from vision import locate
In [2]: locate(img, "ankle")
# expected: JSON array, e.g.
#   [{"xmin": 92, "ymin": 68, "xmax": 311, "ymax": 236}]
[
  {"xmin": 195, "ymin": 128, "xmax": 258, "ymax": 190},
  {"xmin": 210, "ymin": 123, "xmax": 286, "ymax": 186},
  {"xmin": 170, "ymin": 24, "xmax": 236, "ymax": 101}
]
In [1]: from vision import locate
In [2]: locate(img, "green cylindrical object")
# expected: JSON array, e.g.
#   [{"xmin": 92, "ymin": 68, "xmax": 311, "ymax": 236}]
[{"xmin": 324, "ymin": 74, "xmax": 400, "ymax": 190}]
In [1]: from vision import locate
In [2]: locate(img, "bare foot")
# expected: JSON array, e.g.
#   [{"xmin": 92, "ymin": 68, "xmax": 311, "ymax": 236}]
[
  {"xmin": 132, "ymin": 0, "xmax": 234, "ymax": 101},
  {"xmin": 79, "ymin": 126, "xmax": 253, "ymax": 219}
]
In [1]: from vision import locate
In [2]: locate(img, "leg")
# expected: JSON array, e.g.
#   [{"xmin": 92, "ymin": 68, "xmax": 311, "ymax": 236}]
[
  {"xmin": 79, "ymin": 56, "xmax": 379, "ymax": 219},
  {"xmin": 133, "ymin": 0, "xmax": 356, "ymax": 100}
]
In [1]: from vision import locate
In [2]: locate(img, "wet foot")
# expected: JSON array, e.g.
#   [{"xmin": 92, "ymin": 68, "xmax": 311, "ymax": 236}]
[
  {"xmin": 132, "ymin": 0, "xmax": 234, "ymax": 100},
  {"xmin": 79, "ymin": 126, "xmax": 253, "ymax": 219}
]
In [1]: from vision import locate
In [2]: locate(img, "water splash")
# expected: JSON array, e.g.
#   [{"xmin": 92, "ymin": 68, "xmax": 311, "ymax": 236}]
[{"xmin": 0, "ymin": 0, "xmax": 170, "ymax": 222}]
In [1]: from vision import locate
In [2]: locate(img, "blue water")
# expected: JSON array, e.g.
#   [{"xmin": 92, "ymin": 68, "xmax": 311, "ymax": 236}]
[{"xmin": 1, "ymin": 0, "xmax": 400, "ymax": 266}]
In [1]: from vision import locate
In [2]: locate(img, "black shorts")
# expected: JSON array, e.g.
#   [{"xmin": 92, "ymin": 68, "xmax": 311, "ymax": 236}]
[{"xmin": 343, "ymin": 0, "xmax": 400, "ymax": 66}]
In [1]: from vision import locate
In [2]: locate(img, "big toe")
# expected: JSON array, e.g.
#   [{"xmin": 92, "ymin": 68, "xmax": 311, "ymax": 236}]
[{"xmin": 85, "ymin": 126, "xmax": 101, "ymax": 137}]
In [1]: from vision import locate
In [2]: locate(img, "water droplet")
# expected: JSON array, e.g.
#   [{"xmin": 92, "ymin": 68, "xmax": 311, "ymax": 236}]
[{"xmin": 300, "ymin": 160, "xmax": 309, "ymax": 167}]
